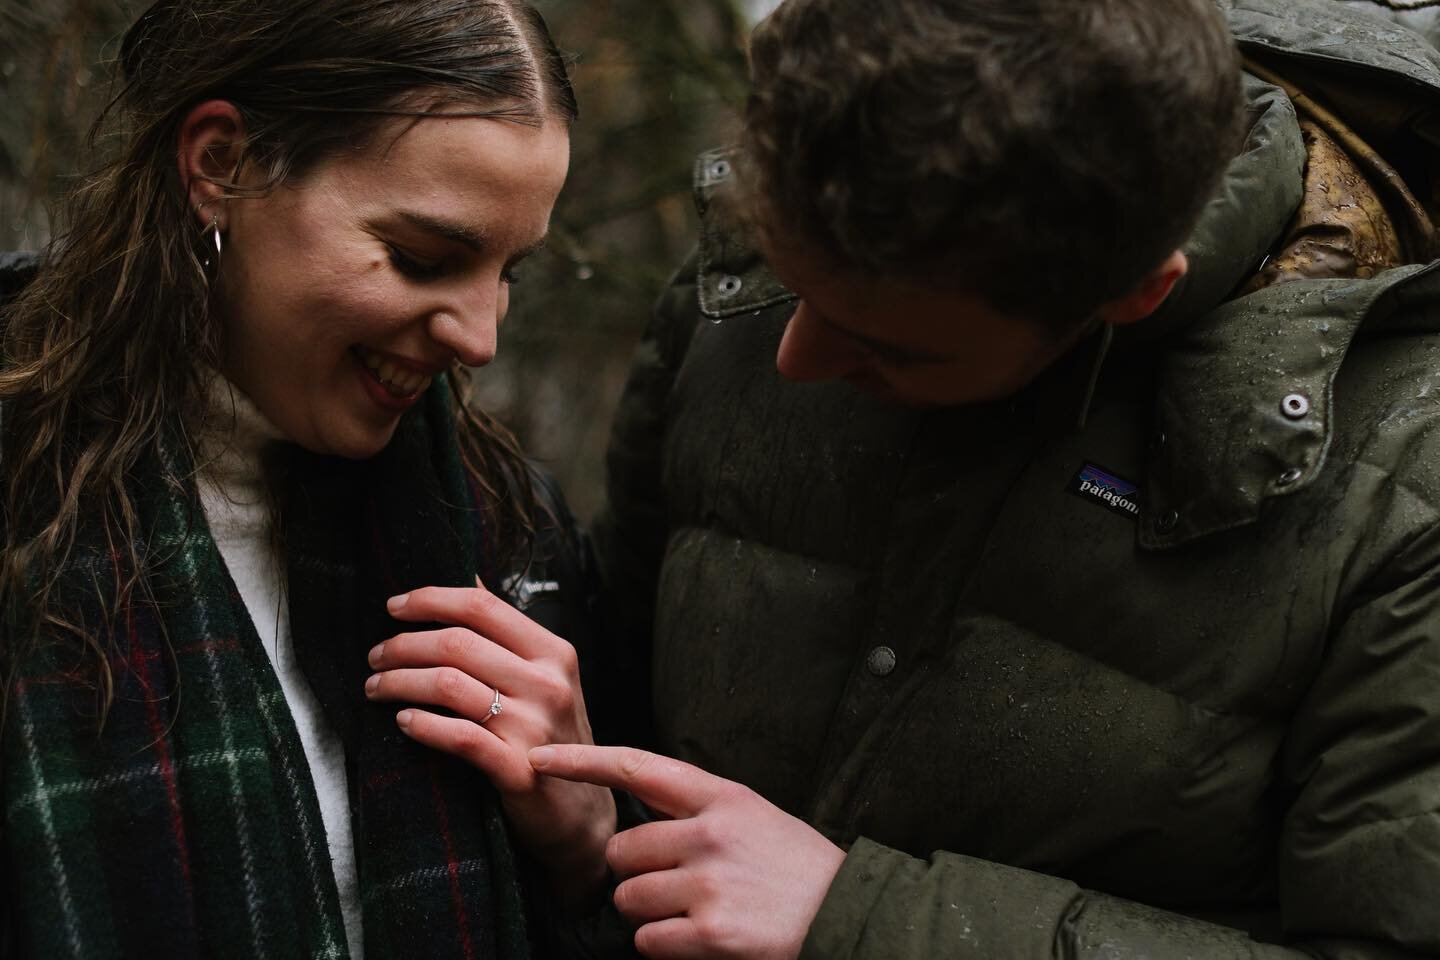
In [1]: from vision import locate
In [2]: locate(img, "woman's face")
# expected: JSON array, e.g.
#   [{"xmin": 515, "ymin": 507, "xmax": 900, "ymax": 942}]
[{"xmin": 215, "ymin": 114, "xmax": 570, "ymax": 458}]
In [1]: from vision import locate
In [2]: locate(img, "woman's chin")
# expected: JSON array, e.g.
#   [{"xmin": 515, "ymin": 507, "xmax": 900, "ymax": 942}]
[
  {"xmin": 280, "ymin": 414, "xmax": 401, "ymax": 461},
  {"xmin": 325, "ymin": 425, "xmax": 401, "ymax": 460}
]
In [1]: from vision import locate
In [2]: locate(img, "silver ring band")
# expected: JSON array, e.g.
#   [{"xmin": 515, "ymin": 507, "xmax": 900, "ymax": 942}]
[{"xmin": 479, "ymin": 687, "xmax": 503, "ymax": 725}]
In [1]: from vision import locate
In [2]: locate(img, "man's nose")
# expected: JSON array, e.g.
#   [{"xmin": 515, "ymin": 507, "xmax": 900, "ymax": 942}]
[
  {"xmin": 428, "ymin": 290, "xmax": 500, "ymax": 368},
  {"xmin": 775, "ymin": 301, "xmax": 870, "ymax": 383}
]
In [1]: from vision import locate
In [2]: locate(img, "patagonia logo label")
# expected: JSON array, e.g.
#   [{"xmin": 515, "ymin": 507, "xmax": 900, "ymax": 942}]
[{"xmin": 1068, "ymin": 461, "xmax": 1141, "ymax": 521}]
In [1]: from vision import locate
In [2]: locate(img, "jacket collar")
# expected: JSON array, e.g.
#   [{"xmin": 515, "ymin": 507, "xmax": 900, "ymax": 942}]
[
  {"xmin": 1138, "ymin": 0, "xmax": 1440, "ymax": 547},
  {"xmin": 694, "ymin": 152, "xmax": 797, "ymax": 320}
]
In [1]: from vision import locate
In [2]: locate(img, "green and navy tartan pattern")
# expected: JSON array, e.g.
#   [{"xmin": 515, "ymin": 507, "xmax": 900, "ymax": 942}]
[{"xmin": 3, "ymin": 383, "xmax": 532, "ymax": 959}]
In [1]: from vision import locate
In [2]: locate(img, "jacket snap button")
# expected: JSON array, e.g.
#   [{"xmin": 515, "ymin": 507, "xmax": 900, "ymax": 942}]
[
  {"xmin": 717, "ymin": 275, "xmax": 743, "ymax": 297},
  {"xmin": 1156, "ymin": 510, "xmax": 1180, "ymax": 533},
  {"xmin": 709, "ymin": 159, "xmax": 732, "ymax": 182},
  {"xmin": 1281, "ymin": 394, "xmax": 1311, "ymax": 420},
  {"xmin": 866, "ymin": 646, "xmax": 897, "ymax": 678},
  {"xmin": 1278, "ymin": 467, "xmax": 1303, "ymax": 486},
  {"xmin": 1149, "ymin": 429, "xmax": 1167, "ymax": 453}
]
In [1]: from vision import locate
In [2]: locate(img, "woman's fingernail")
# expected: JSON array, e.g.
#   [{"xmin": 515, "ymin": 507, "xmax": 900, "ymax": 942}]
[
  {"xmin": 365, "ymin": 675, "xmax": 379, "ymax": 695},
  {"xmin": 529, "ymin": 746, "xmax": 556, "ymax": 769},
  {"xmin": 396, "ymin": 710, "xmax": 414, "ymax": 731},
  {"xmin": 387, "ymin": 593, "xmax": 409, "ymax": 613},
  {"xmin": 368, "ymin": 643, "xmax": 384, "ymax": 666}
]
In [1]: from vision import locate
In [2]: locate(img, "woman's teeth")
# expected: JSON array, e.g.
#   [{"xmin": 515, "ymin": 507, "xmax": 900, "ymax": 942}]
[{"xmin": 356, "ymin": 347, "xmax": 430, "ymax": 397}]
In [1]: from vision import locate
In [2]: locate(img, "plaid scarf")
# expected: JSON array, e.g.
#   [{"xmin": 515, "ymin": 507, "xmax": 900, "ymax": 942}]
[{"xmin": 2, "ymin": 383, "xmax": 533, "ymax": 959}]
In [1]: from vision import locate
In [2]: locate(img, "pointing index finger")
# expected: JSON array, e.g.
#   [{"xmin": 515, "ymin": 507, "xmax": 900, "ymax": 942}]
[{"xmin": 529, "ymin": 744, "xmax": 727, "ymax": 819}]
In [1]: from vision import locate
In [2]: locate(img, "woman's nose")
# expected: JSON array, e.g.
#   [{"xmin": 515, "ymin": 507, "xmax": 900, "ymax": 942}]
[
  {"xmin": 428, "ymin": 291, "xmax": 501, "ymax": 368},
  {"xmin": 775, "ymin": 300, "xmax": 870, "ymax": 383}
]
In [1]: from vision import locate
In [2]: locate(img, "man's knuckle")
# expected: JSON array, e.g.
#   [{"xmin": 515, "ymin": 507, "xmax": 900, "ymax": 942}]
[
  {"xmin": 604, "ymin": 829, "xmax": 629, "ymax": 869},
  {"xmin": 633, "ymin": 927, "xmax": 662, "ymax": 958},
  {"xmin": 690, "ymin": 817, "xmax": 724, "ymax": 851},
  {"xmin": 692, "ymin": 912, "xmax": 733, "ymax": 948},
  {"xmin": 611, "ymin": 879, "xmax": 638, "ymax": 914},
  {"xmin": 618, "ymin": 749, "xmax": 652, "ymax": 782}
]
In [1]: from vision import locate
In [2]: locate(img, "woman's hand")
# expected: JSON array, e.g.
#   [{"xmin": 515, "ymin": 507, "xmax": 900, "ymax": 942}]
[{"xmin": 365, "ymin": 582, "xmax": 617, "ymax": 904}]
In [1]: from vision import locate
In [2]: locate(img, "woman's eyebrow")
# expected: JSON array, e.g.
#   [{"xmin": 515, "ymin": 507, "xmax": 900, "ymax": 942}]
[
  {"xmin": 391, "ymin": 210, "xmax": 548, "ymax": 259},
  {"xmin": 396, "ymin": 210, "xmax": 487, "ymax": 250}
]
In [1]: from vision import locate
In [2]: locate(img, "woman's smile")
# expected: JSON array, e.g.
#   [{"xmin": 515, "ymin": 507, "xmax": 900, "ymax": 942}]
[{"xmin": 351, "ymin": 345, "xmax": 438, "ymax": 410}]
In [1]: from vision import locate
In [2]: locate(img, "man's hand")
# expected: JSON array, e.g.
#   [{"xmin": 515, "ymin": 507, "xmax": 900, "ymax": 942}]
[
  {"xmin": 530, "ymin": 744, "xmax": 846, "ymax": 960},
  {"xmin": 365, "ymin": 583, "xmax": 616, "ymax": 904}
]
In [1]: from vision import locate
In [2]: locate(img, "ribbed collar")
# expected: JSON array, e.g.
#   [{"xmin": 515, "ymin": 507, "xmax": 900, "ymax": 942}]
[{"xmin": 196, "ymin": 373, "xmax": 285, "ymax": 506}]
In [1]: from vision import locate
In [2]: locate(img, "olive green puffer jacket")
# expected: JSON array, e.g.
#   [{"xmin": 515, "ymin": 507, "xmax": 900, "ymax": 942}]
[{"xmin": 593, "ymin": 1, "xmax": 1440, "ymax": 956}]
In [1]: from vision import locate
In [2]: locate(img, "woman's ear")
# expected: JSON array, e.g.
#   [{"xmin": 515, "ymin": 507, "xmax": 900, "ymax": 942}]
[{"xmin": 177, "ymin": 100, "xmax": 247, "ymax": 231}]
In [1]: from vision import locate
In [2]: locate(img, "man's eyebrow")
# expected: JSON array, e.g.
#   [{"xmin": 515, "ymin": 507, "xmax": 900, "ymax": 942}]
[
  {"xmin": 393, "ymin": 210, "xmax": 548, "ymax": 261},
  {"xmin": 816, "ymin": 313, "xmax": 949, "ymax": 363}
]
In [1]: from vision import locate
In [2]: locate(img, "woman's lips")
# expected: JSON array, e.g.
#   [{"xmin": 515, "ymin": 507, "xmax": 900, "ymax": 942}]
[{"xmin": 352, "ymin": 345, "xmax": 433, "ymax": 398}]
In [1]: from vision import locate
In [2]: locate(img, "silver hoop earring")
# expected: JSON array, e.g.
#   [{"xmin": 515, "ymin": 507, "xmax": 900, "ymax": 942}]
[{"xmin": 201, "ymin": 215, "xmax": 223, "ymax": 273}]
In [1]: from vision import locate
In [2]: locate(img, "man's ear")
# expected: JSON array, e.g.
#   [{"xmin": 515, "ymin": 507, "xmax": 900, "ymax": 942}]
[
  {"xmin": 177, "ymin": 100, "xmax": 247, "ymax": 232},
  {"xmin": 1096, "ymin": 249, "xmax": 1188, "ymax": 327}
]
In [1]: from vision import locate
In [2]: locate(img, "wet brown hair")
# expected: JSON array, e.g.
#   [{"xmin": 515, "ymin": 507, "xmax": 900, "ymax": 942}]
[
  {"xmin": 743, "ymin": 0, "xmax": 1243, "ymax": 328},
  {"xmin": 0, "ymin": 0, "xmax": 576, "ymax": 716}
]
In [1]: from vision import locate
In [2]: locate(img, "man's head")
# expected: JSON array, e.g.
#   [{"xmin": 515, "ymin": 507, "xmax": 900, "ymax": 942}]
[{"xmin": 743, "ymin": 0, "xmax": 1243, "ymax": 406}]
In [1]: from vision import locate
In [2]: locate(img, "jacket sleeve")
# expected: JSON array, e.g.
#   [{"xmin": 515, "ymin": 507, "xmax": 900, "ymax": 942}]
[
  {"xmin": 801, "ymin": 522, "xmax": 1440, "ymax": 960},
  {"xmin": 587, "ymin": 251, "xmax": 704, "ymax": 752}
]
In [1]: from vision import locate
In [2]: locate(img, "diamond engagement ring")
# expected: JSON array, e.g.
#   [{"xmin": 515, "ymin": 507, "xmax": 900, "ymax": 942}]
[{"xmin": 479, "ymin": 687, "xmax": 503, "ymax": 725}]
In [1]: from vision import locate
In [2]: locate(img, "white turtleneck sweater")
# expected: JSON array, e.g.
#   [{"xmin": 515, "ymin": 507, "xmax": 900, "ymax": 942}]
[{"xmin": 196, "ymin": 379, "xmax": 364, "ymax": 957}]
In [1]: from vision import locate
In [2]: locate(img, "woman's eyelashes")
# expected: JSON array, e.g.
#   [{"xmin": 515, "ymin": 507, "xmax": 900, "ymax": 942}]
[
  {"xmin": 387, "ymin": 244, "xmax": 523, "ymax": 285},
  {"xmin": 387, "ymin": 244, "xmax": 449, "ymax": 281}
]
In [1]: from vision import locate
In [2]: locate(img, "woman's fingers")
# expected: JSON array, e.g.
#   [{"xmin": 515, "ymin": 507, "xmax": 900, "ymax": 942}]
[
  {"xmin": 370, "ymin": 627, "xmax": 533, "ymax": 687},
  {"xmin": 393, "ymin": 708, "xmax": 531, "ymax": 792},
  {"xmin": 370, "ymin": 628, "xmax": 582, "ymax": 723},
  {"xmin": 385, "ymin": 584, "xmax": 566, "ymax": 662},
  {"xmin": 367, "ymin": 665, "xmax": 507, "ymax": 726}
]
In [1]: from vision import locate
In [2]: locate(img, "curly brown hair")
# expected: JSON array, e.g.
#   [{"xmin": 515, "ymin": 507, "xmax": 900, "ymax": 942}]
[
  {"xmin": 743, "ymin": 0, "xmax": 1243, "ymax": 328},
  {"xmin": 0, "ymin": 0, "xmax": 576, "ymax": 719}
]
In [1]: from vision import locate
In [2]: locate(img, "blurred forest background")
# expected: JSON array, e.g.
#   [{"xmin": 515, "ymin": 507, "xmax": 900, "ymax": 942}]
[{"xmin": 0, "ymin": 0, "xmax": 781, "ymax": 519}]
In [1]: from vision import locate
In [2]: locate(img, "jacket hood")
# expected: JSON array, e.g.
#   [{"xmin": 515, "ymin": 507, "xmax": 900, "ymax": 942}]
[
  {"xmin": 1139, "ymin": 0, "xmax": 1440, "ymax": 548},
  {"xmin": 1123, "ymin": 73, "xmax": 1304, "ymax": 345}
]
